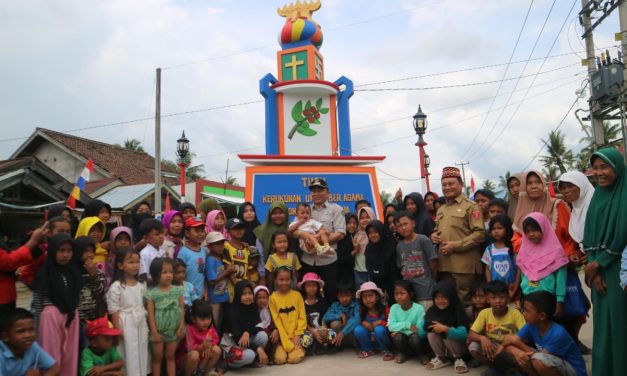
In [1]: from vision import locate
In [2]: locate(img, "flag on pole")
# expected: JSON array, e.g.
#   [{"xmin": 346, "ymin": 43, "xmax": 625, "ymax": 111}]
[
  {"xmin": 470, "ymin": 174, "xmax": 476, "ymax": 194},
  {"xmin": 547, "ymin": 176, "xmax": 556, "ymax": 198},
  {"xmin": 67, "ymin": 160, "xmax": 94, "ymax": 209}
]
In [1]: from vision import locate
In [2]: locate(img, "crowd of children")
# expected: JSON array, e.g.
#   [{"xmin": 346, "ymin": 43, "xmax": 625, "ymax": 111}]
[{"xmin": 4, "ymin": 158, "xmax": 621, "ymax": 376}]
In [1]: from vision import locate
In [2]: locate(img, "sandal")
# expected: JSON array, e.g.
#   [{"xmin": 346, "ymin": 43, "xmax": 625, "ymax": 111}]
[
  {"xmin": 383, "ymin": 351, "xmax": 394, "ymax": 361},
  {"xmin": 426, "ymin": 356, "xmax": 451, "ymax": 370},
  {"xmin": 394, "ymin": 353, "xmax": 408, "ymax": 364},
  {"xmin": 358, "ymin": 350, "xmax": 374, "ymax": 359},
  {"xmin": 454, "ymin": 358, "xmax": 469, "ymax": 374}
]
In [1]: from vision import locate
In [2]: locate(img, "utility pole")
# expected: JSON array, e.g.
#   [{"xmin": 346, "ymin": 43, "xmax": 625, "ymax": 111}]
[
  {"xmin": 620, "ymin": 0, "xmax": 627, "ymax": 164},
  {"xmin": 154, "ymin": 68, "xmax": 162, "ymax": 215},
  {"xmin": 223, "ymin": 158, "xmax": 230, "ymax": 195},
  {"xmin": 581, "ymin": 0, "xmax": 606, "ymax": 147},
  {"xmin": 455, "ymin": 161, "xmax": 470, "ymax": 195}
]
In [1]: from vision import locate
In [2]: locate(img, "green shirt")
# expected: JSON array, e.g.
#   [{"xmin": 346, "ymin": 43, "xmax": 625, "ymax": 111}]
[
  {"xmin": 521, "ymin": 266, "xmax": 567, "ymax": 303},
  {"xmin": 80, "ymin": 347, "xmax": 122, "ymax": 376},
  {"xmin": 387, "ymin": 302, "xmax": 426, "ymax": 336}
]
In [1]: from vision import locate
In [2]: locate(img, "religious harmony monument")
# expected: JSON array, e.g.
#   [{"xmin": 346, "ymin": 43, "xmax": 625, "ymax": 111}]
[{"xmin": 239, "ymin": 0, "xmax": 385, "ymax": 220}]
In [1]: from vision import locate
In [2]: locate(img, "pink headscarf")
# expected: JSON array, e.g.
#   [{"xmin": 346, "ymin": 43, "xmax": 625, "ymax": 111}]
[
  {"xmin": 516, "ymin": 212, "xmax": 568, "ymax": 281},
  {"xmin": 205, "ymin": 209, "xmax": 230, "ymax": 240},
  {"xmin": 105, "ymin": 226, "xmax": 134, "ymax": 287},
  {"xmin": 162, "ymin": 210, "xmax": 184, "ymax": 257}
]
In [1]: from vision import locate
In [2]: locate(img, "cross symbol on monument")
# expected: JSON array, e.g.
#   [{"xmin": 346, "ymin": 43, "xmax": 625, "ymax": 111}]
[{"xmin": 284, "ymin": 54, "xmax": 304, "ymax": 79}]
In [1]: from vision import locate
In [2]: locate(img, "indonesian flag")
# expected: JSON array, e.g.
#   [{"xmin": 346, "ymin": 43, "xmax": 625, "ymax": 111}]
[
  {"xmin": 67, "ymin": 160, "xmax": 94, "ymax": 209},
  {"xmin": 470, "ymin": 174, "xmax": 476, "ymax": 194}
]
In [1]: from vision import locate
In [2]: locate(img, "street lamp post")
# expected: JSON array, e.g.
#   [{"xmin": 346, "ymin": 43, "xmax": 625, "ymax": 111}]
[
  {"xmin": 413, "ymin": 105, "xmax": 430, "ymax": 193},
  {"xmin": 424, "ymin": 152, "xmax": 431, "ymax": 192},
  {"xmin": 176, "ymin": 131, "xmax": 190, "ymax": 202}
]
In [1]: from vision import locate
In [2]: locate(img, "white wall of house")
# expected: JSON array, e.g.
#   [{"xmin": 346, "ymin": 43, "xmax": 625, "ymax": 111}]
[{"xmin": 33, "ymin": 142, "xmax": 107, "ymax": 182}]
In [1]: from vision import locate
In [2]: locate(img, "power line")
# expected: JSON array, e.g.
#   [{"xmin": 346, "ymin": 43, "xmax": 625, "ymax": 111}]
[
  {"xmin": 351, "ymin": 75, "xmax": 583, "ymax": 152},
  {"xmin": 354, "ymin": 62, "xmax": 579, "ymax": 91},
  {"xmin": 458, "ymin": 0, "xmax": 535, "ymax": 160},
  {"xmin": 520, "ymin": 85, "xmax": 584, "ymax": 171},
  {"xmin": 465, "ymin": 0, "xmax": 558, "ymax": 160},
  {"xmin": 471, "ymin": 0, "xmax": 578, "ymax": 160}
]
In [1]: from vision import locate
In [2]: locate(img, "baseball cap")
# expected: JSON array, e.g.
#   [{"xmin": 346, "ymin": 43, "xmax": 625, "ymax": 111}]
[
  {"xmin": 308, "ymin": 177, "xmax": 328, "ymax": 190},
  {"xmin": 86, "ymin": 316, "xmax": 122, "ymax": 338},
  {"xmin": 185, "ymin": 217, "xmax": 205, "ymax": 229},
  {"xmin": 205, "ymin": 231, "xmax": 226, "ymax": 244},
  {"xmin": 225, "ymin": 218, "xmax": 246, "ymax": 230}
]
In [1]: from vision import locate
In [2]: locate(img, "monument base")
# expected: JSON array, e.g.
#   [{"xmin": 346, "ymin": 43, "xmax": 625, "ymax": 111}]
[{"xmin": 242, "ymin": 164, "xmax": 385, "ymax": 220}]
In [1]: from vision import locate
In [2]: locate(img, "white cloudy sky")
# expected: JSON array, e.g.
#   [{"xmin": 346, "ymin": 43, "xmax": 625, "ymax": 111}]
[{"xmin": 0, "ymin": 0, "xmax": 620, "ymax": 195}]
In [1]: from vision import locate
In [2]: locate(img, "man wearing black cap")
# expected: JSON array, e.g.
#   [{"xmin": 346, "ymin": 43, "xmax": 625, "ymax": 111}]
[{"xmin": 294, "ymin": 178, "xmax": 346, "ymax": 304}]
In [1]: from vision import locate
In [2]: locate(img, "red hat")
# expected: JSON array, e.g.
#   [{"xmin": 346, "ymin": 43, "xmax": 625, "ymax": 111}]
[
  {"xmin": 185, "ymin": 217, "xmax": 205, "ymax": 229},
  {"xmin": 86, "ymin": 315, "xmax": 122, "ymax": 338},
  {"xmin": 441, "ymin": 166, "xmax": 462, "ymax": 179}
]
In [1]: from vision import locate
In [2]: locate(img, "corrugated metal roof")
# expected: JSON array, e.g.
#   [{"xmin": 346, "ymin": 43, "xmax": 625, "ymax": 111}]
[{"xmin": 95, "ymin": 184, "xmax": 155, "ymax": 209}]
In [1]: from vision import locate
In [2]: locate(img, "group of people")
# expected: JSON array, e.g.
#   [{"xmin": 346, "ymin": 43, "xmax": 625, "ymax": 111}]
[{"xmin": 0, "ymin": 147, "xmax": 625, "ymax": 376}]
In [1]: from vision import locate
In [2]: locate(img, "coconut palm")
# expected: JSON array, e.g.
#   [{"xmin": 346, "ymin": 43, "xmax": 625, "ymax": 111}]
[
  {"xmin": 380, "ymin": 190, "xmax": 393, "ymax": 206},
  {"xmin": 539, "ymin": 130, "xmax": 575, "ymax": 175},
  {"xmin": 482, "ymin": 179, "xmax": 496, "ymax": 191},
  {"xmin": 580, "ymin": 121, "xmax": 622, "ymax": 153},
  {"xmin": 122, "ymin": 138, "xmax": 145, "ymax": 152},
  {"xmin": 498, "ymin": 171, "xmax": 512, "ymax": 191}
]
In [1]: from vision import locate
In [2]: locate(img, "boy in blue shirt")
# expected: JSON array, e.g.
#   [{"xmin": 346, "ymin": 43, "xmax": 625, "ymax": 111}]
[
  {"xmin": 205, "ymin": 231, "xmax": 234, "ymax": 331},
  {"xmin": 0, "ymin": 308, "xmax": 59, "ymax": 376},
  {"xmin": 322, "ymin": 282, "xmax": 360, "ymax": 351},
  {"xmin": 503, "ymin": 291, "xmax": 587, "ymax": 376},
  {"xmin": 177, "ymin": 218, "xmax": 209, "ymax": 300}
]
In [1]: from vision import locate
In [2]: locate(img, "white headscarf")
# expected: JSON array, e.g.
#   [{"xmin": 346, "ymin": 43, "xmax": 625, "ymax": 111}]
[{"xmin": 558, "ymin": 171, "xmax": 594, "ymax": 246}]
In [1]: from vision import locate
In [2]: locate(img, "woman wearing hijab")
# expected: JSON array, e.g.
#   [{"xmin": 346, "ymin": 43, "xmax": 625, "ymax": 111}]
[
  {"xmin": 506, "ymin": 173, "xmax": 523, "ymax": 220},
  {"xmin": 512, "ymin": 171, "xmax": 578, "ymax": 258},
  {"xmin": 253, "ymin": 201, "xmax": 292, "ymax": 260},
  {"xmin": 337, "ymin": 212, "xmax": 358, "ymax": 288},
  {"xmin": 238, "ymin": 202, "xmax": 261, "ymax": 246},
  {"xmin": 365, "ymin": 220, "xmax": 398, "ymax": 301},
  {"xmin": 226, "ymin": 281, "xmax": 268, "ymax": 368},
  {"xmin": 32, "ymin": 233, "xmax": 82, "ymax": 376},
  {"xmin": 129, "ymin": 200, "xmax": 153, "ymax": 246},
  {"xmin": 582, "ymin": 148, "xmax": 627, "ymax": 376},
  {"xmin": 403, "ymin": 192, "xmax": 435, "ymax": 236},
  {"xmin": 424, "ymin": 191, "xmax": 440, "ymax": 221},
  {"xmin": 423, "ymin": 281, "xmax": 469, "ymax": 372},
  {"xmin": 557, "ymin": 171, "xmax": 595, "ymax": 255}
]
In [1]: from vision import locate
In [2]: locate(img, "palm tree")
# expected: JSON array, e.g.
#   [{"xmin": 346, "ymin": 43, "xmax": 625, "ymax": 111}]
[
  {"xmin": 222, "ymin": 176, "xmax": 239, "ymax": 186},
  {"xmin": 542, "ymin": 165, "xmax": 559, "ymax": 182},
  {"xmin": 482, "ymin": 179, "xmax": 496, "ymax": 191},
  {"xmin": 539, "ymin": 130, "xmax": 575, "ymax": 175},
  {"xmin": 498, "ymin": 171, "xmax": 512, "ymax": 191},
  {"xmin": 380, "ymin": 190, "xmax": 393, "ymax": 206},
  {"xmin": 121, "ymin": 138, "xmax": 145, "ymax": 152},
  {"xmin": 579, "ymin": 121, "xmax": 622, "ymax": 153}
]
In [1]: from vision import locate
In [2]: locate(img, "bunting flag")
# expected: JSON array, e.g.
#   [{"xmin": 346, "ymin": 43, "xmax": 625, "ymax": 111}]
[
  {"xmin": 67, "ymin": 160, "xmax": 94, "ymax": 209},
  {"xmin": 548, "ymin": 176, "xmax": 556, "ymax": 198},
  {"xmin": 470, "ymin": 174, "xmax": 476, "ymax": 194}
]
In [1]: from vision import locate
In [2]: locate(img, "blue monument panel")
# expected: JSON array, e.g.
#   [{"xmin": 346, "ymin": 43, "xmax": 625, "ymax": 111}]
[{"xmin": 250, "ymin": 171, "xmax": 380, "ymax": 221}]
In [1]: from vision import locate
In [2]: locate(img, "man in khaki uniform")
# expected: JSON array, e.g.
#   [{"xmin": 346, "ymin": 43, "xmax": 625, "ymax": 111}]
[{"xmin": 431, "ymin": 166, "xmax": 486, "ymax": 305}]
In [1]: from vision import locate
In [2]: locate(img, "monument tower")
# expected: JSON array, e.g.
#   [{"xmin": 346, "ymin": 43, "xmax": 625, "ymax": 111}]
[{"xmin": 239, "ymin": 0, "xmax": 385, "ymax": 220}]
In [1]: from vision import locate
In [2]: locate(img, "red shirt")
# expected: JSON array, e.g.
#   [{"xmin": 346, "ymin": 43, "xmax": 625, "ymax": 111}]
[{"xmin": 0, "ymin": 245, "xmax": 35, "ymax": 304}]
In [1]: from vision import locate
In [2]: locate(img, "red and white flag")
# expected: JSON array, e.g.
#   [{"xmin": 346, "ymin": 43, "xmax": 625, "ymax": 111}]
[{"xmin": 470, "ymin": 174, "xmax": 476, "ymax": 194}]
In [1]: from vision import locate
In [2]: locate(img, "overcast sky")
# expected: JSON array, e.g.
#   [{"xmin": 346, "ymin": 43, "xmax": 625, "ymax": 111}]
[{"xmin": 0, "ymin": 0, "xmax": 620, "ymax": 195}]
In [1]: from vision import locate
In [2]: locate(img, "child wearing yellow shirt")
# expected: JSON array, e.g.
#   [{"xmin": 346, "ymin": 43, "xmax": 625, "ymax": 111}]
[{"xmin": 269, "ymin": 267, "xmax": 307, "ymax": 365}]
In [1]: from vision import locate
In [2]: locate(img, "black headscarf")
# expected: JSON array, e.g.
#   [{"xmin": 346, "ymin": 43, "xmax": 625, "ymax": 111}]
[
  {"xmin": 403, "ymin": 192, "xmax": 435, "ymax": 236},
  {"xmin": 130, "ymin": 201, "xmax": 153, "ymax": 243},
  {"xmin": 48, "ymin": 204, "xmax": 72, "ymax": 219},
  {"xmin": 82, "ymin": 200, "xmax": 111, "ymax": 219},
  {"xmin": 227, "ymin": 281, "xmax": 262, "ymax": 340},
  {"xmin": 364, "ymin": 220, "xmax": 396, "ymax": 279},
  {"xmin": 237, "ymin": 202, "xmax": 261, "ymax": 246},
  {"xmin": 74, "ymin": 236, "xmax": 96, "ymax": 276},
  {"xmin": 33, "ymin": 233, "xmax": 82, "ymax": 327},
  {"xmin": 178, "ymin": 202, "xmax": 197, "ymax": 216},
  {"xmin": 424, "ymin": 281, "xmax": 469, "ymax": 332}
]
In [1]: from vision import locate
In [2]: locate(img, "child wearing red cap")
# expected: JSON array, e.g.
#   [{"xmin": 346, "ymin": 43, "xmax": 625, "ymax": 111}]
[{"xmin": 80, "ymin": 315, "xmax": 124, "ymax": 376}]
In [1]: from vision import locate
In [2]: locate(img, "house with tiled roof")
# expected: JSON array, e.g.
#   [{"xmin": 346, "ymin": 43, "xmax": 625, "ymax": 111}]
[{"xmin": 11, "ymin": 128, "xmax": 178, "ymax": 189}]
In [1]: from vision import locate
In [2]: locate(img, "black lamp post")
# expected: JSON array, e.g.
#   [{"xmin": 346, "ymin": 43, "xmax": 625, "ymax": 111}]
[
  {"xmin": 413, "ymin": 105, "xmax": 430, "ymax": 192},
  {"xmin": 176, "ymin": 131, "xmax": 190, "ymax": 199}
]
